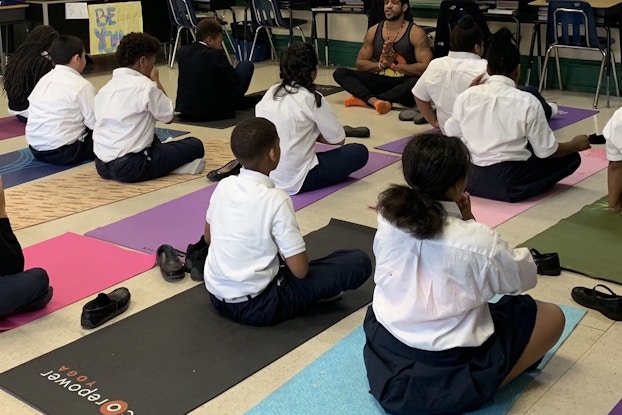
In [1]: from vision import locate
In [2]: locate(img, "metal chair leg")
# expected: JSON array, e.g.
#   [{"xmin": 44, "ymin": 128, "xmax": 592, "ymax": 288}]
[
  {"xmin": 554, "ymin": 47, "xmax": 563, "ymax": 90},
  {"xmin": 539, "ymin": 47, "xmax": 553, "ymax": 93},
  {"xmin": 593, "ymin": 53, "xmax": 606, "ymax": 108},
  {"xmin": 170, "ymin": 26, "xmax": 183, "ymax": 68},
  {"xmin": 296, "ymin": 26, "xmax": 306, "ymax": 43}
]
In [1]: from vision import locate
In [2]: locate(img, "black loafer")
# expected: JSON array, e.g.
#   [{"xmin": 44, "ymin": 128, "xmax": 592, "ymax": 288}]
[
  {"xmin": 81, "ymin": 288, "xmax": 131, "ymax": 329},
  {"xmin": 207, "ymin": 159, "xmax": 242, "ymax": 182},
  {"xmin": 157, "ymin": 244, "xmax": 185, "ymax": 282},
  {"xmin": 343, "ymin": 126, "xmax": 370, "ymax": 138},
  {"xmin": 571, "ymin": 284, "xmax": 622, "ymax": 321},
  {"xmin": 529, "ymin": 248, "xmax": 561, "ymax": 276}
]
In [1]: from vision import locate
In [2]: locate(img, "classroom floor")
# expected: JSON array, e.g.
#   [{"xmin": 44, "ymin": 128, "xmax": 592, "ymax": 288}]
[{"xmin": 0, "ymin": 60, "xmax": 621, "ymax": 414}]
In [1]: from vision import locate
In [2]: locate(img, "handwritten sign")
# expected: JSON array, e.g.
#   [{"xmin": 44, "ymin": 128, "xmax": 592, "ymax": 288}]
[
  {"xmin": 66, "ymin": 2, "xmax": 88, "ymax": 20},
  {"xmin": 88, "ymin": 1, "xmax": 143, "ymax": 55}
]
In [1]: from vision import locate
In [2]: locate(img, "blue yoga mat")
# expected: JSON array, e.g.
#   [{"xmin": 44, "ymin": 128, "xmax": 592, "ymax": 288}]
[
  {"xmin": 246, "ymin": 304, "xmax": 586, "ymax": 415},
  {"xmin": 0, "ymin": 128, "xmax": 190, "ymax": 188}
]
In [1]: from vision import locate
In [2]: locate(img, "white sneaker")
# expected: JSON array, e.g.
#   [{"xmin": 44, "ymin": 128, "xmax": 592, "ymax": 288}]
[
  {"xmin": 171, "ymin": 158, "xmax": 206, "ymax": 175},
  {"xmin": 548, "ymin": 102, "xmax": 558, "ymax": 119}
]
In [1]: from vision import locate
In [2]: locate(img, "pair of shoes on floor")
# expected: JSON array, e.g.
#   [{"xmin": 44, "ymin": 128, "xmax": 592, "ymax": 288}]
[
  {"xmin": 343, "ymin": 126, "xmax": 370, "ymax": 138},
  {"xmin": 81, "ymin": 287, "xmax": 131, "ymax": 329},
  {"xmin": 171, "ymin": 158, "xmax": 206, "ymax": 175},
  {"xmin": 399, "ymin": 108, "xmax": 428, "ymax": 125},
  {"xmin": 156, "ymin": 239, "xmax": 209, "ymax": 283},
  {"xmin": 529, "ymin": 248, "xmax": 561, "ymax": 276},
  {"xmin": 207, "ymin": 159, "xmax": 242, "ymax": 182},
  {"xmin": 14, "ymin": 286, "xmax": 54, "ymax": 314},
  {"xmin": 571, "ymin": 284, "xmax": 622, "ymax": 321}
]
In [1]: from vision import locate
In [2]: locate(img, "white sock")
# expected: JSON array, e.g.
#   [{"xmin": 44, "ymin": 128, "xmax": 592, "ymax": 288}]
[{"xmin": 171, "ymin": 158, "xmax": 206, "ymax": 175}]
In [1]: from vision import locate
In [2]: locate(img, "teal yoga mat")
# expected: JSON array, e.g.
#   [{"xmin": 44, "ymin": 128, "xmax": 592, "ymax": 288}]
[
  {"xmin": 246, "ymin": 304, "xmax": 586, "ymax": 415},
  {"xmin": 521, "ymin": 196, "xmax": 622, "ymax": 285}
]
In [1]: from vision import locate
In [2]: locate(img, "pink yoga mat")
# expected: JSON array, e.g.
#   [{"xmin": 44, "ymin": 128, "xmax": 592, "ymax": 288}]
[
  {"xmin": 85, "ymin": 151, "xmax": 400, "ymax": 254},
  {"xmin": 0, "ymin": 116, "xmax": 26, "ymax": 141},
  {"xmin": 472, "ymin": 148, "xmax": 608, "ymax": 228},
  {"xmin": 0, "ymin": 233, "xmax": 155, "ymax": 331}
]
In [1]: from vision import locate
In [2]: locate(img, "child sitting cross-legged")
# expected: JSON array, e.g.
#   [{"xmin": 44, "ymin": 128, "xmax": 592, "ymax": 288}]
[{"xmin": 203, "ymin": 117, "xmax": 372, "ymax": 326}]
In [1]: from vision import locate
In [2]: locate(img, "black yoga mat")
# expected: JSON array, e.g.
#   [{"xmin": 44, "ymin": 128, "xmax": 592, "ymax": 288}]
[
  {"xmin": 172, "ymin": 84, "xmax": 344, "ymax": 129},
  {"xmin": 0, "ymin": 218, "xmax": 375, "ymax": 415}
]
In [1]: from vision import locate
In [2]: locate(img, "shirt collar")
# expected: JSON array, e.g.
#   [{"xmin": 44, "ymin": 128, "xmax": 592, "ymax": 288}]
[
  {"xmin": 238, "ymin": 168, "xmax": 275, "ymax": 188},
  {"xmin": 439, "ymin": 200, "xmax": 462, "ymax": 219},
  {"xmin": 447, "ymin": 51, "xmax": 481, "ymax": 60},
  {"xmin": 488, "ymin": 75, "xmax": 516, "ymax": 87},
  {"xmin": 54, "ymin": 64, "xmax": 81, "ymax": 76},
  {"xmin": 199, "ymin": 41, "xmax": 208, "ymax": 47},
  {"xmin": 112, "ymin": 67, "xmax": 145, "ymax": 78}
]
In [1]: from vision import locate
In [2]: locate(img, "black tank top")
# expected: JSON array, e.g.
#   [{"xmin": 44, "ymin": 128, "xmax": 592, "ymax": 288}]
[{"xmin": 372, "ymin": 20, "xmax": 417, "ymax": 65}]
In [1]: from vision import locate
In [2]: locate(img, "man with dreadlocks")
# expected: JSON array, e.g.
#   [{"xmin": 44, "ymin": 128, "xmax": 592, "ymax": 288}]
[{"xmin": 2, "ymin": 25, "xmax": 59, "ymax": 123}]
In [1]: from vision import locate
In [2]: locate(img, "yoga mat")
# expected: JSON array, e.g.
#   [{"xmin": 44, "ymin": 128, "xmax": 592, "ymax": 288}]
[
  {"xmin": 0, "ymin": 233, "xmax": 155, "ymax": 331},
  {"xmin": 246, "ymin": 304, "xmax": 586, "ymax": 415},
  {"xmin": 85, "ymin": 150, "xmax": 400, "ymax": 254},
  {"xmin": 0, "ymin": 129, "xmax": 189, "ymax": 189},
  {"xmin": 611, "ymin": 399, "xmax": 622, "ymax": 415},
  {"xmin": 0, "ymin": 116, "xmax": 25, "ymax": 140},
  {"xmin": 376, "ymin": 106, "xmax": 599, "ymax": 155},
  {"xmin": 172, "ymin": 84, "xmax": 344, "ymax": 129},
  {"xmin": 0, "ymin": 219, "xmax": 376, "ymax": 415},
  {"xmin": 5, "ymin": 138, "xmax": 234, "ymax": 230},
  {"xmin": 521, "ymin": 196, "xmax": 622, "ymax": 284},
  {"xmin": 0, "ymin": 149, "xmax": 75, "ymax": 189}
]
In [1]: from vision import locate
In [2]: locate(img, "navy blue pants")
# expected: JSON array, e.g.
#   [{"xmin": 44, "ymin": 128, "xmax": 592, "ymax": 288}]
[
  {"xmin": 299, "ymin": 144, "xmax": 369, "ymax": 194},
  {"xmin": 232, "ymin": 60, "xmax": 255, "ymax": 107},
  {"xmin": 209, "ymin": 249, "xmax": 372, "ymax": 326},
  {"xmin": 95, "ymin": 136, "xmax": 205, "ymax": 183},
  {"xmin": 30, "ymin": 129, "xmax": 95, "ymax": 166},
  {"xmin": 0, "ymin": 268, "xmax": 50, "ymax": 318},
  {"xmin": 467, "ymin": 153, "xmax": 581, "ymax": 203},
  {"xmin": 333, "ymin": 67, "xmax": 418, "ymax": 107}
]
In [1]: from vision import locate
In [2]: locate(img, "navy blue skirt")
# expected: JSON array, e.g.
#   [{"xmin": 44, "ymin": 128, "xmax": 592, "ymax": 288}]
[{"xmin": 363, "ymin": 295, "xmax": 537, "ymax": 415}]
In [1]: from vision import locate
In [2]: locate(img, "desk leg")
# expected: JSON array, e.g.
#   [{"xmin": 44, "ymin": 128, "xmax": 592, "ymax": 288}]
[
  {"xmin": 312, "ymin": 12, "xmax": 318, "ymax": 57},
  {"xmin": 324, "ymin": 13, "xmax": 328, "ymax": 66},
  {"xmin": 42, "ymin": 4, "xmax": 49, "ymax": 26}
]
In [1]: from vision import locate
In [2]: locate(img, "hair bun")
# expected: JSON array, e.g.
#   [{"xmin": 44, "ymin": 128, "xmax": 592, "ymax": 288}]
[{"xmin": 488, "ymin": 27, "xmax": 514, "ymax": 45}]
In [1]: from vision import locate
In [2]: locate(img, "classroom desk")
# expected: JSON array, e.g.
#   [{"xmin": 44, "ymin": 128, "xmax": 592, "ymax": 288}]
[
  {"xmin": 0, "ymin": 3, "xmax": 28, "ymax": 75},
  {"xmin": 311, "ymin": 7, "xmax": 366, "ymax": 66},
  {"xmin": 25, "ymin": 0, "xmax": 89, "ymax": 26}
]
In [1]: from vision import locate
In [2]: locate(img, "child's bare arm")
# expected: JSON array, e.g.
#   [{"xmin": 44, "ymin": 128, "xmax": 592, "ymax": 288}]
[
  {"xmin": 608, "ymin": 160, "xmax": 622, "ymax": 210},
  {"xmin": 203, "ymin": 221, "xmax": 211, "ymax": 245},
  {"xmin": 284, "ymin": 251, "xmax": 310, "ymax": 279}
]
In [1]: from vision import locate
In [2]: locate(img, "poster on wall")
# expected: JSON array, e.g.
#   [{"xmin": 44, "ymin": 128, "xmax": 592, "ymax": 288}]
[{"xmin": 88, "ymin": 1, "xmax": 143, "ymax": 55}]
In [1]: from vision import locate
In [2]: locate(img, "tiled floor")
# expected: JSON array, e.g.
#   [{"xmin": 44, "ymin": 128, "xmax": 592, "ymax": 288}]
[{"xmin": 1, "ymin": 60, "xmax": 621, "ymax": 414}]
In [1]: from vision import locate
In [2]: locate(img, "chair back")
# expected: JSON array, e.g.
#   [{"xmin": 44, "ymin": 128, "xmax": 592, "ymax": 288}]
[
  {"xmin": 546, "ymin": 0, "xmax": 599, "ymax": 48},
  {"xmin": 167, "ymin": 0, "xmax": 199, "ymax": 29},
  {"xmin": 433, "ymin": 0, "xmax": 491, "ymax": 58},
  {"xmin": 250, "ymin": 0, "xmax": 287, "ymax": 29}
]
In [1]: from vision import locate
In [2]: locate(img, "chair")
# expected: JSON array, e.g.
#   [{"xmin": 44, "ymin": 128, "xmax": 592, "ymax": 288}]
[
  {"xmin": 538, "ymin": 0, "xmax": 620, "ymax": 108},
  {"xmin": 433, "ymin": 0, "xmax": 492, "ymax": 58},
  {"xmin": 166, "ymin": 0, "xmax": 237, "ymax": 68},
  {"xmin": 248, "ymin": 0, "xmax": 307, "ymax": 61}
]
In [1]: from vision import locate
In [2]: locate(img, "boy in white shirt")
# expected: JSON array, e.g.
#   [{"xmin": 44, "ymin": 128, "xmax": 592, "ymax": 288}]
[
  {"xmin": 93, "ymin": 32, "xmax": 205, "ymax": 183},
  {"xmin": 26, "ymin": 35, "xmax": 96, "ymax": 165},
  {"xmin": 204, "ymin": 117, "xmax": 372, "ymax": 326},
  {"xmin": 602, "ymin": 108, "xmax": 622, "ymax": 209}
]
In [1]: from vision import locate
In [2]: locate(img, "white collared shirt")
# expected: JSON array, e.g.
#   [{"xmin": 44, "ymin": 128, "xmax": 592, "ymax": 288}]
[
  {"xmin": 255, "ymin": 84, "xmax": 345, "ymax": 195},
  {"xmin": 444, "ymin": 75, "xmax": 559, "ymax": 166},
  {"xmin": 372, "ymin": 201, "xmax": 537, "ymax": 351},
  {"xmin": 93, "ymin": 68, "xmax": 174, "ymax": 162},
  {"xmin": 26, "ymin": 65, "xmax": 96, "ymax": 151},
  {"xmin": 204, "ymin": 168, "xmax": 306, "ymax": 299},
  {"xmin": 602, "ymin": 106, "xmax": 622, "ymax": 161},
  {"xmin": 412, "ymin": 51, "xmax": 488, "ymax": 134}
]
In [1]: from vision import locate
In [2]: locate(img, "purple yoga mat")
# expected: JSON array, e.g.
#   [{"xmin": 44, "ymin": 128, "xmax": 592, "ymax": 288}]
[
  {"xmin": 611, "ymin": 399, "xmax": 622, "ymax": 415},
  {"xmin": 376, "ymin": 106, "xmax": 599, "ymax": 155},
  {"xmin": 85, "ymin": 151, "xmax": 400, "ymax": 254},
  {"xmin": 0, "ymin": 116, "xmax": 26, "ymax": 141}
]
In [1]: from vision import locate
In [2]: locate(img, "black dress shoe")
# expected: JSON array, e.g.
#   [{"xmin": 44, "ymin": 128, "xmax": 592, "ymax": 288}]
[
  {"xmin": 571, "ymin": 284, "xmax": 622, "ymax": 321},
  {"xmin": 343, "ymin": 126, "xmax": 370, "ymax": 138},
  {"xmin": 183, "ymin": 236, "xmax": 209, "ymax": 282},
  {"xmin": 81, "ymin": 288, "xmax": 131, "ymax": 329},
  {"xmin": 157, "ymin": 244, "xmax": 185, "ymax": 282},
  {"xmin": 207, "ymin": 159, "xmax": 242, "ymax": 182},
  {"xmin": 529, "ymin": 249, "xmax": 561, "ymax": 276}
]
